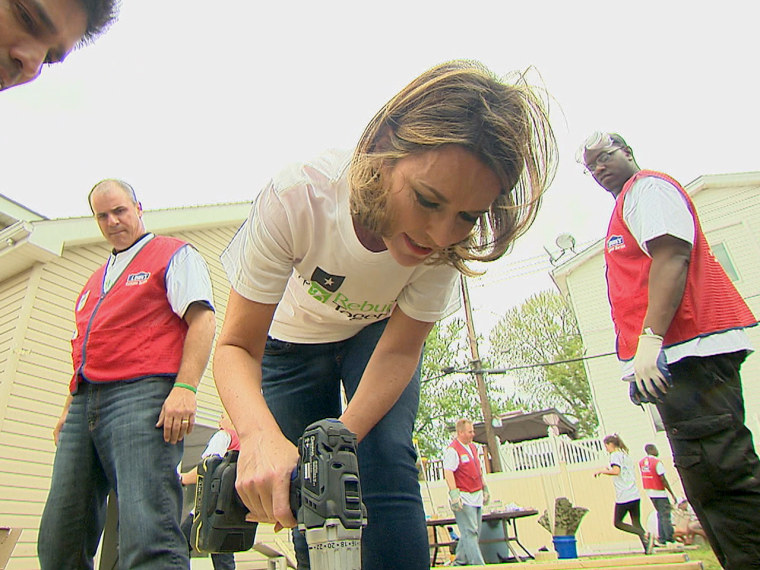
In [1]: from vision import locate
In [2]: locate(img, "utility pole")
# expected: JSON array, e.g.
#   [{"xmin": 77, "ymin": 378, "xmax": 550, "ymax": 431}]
[{"xmin": 460, "ymin": 275, "xmax": 503, "ymax": 472}]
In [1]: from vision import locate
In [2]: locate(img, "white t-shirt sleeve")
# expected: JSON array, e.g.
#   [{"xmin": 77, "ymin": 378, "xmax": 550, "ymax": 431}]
[
  {"xmin": 623, "ymin": 176, "xmax": 695, "ymax": 255},
  {"xmin": 201, "ymin": 430, "xmax": 231, "ymax": 458},
  {"xmin": 610, "ymin": 450, "xmax": 624, "ymax": 468},
  {"xmin": 221, "ymin": 181, "xmax": 295, "ymax": 304},
  {"xmin": 397, "ymin": 265, "xmax": 461, "ymax": 323},
  {"xmin": 165, "ymin": 244, "xmax": 215, "ymax": 318},
  {"xmin": 655, "ymin": 460, "xmax": 666, "ymax": 476},
  {"xmin": 442, "ymin": 446, "xmax": 460, "ymax": 471}
]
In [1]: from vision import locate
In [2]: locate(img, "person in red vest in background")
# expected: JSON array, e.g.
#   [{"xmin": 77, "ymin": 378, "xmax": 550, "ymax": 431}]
[
  {"xmin": 639, "ymin": 444, "xmax": 676, "ymax": 545},
  {"xmin": 443, "ymin": 418, "xmax": 489, "ymax": 566},
  {"xmin": 579, "ymin": 131, "xmax": 760, "ymax": 569},
  {"xmin": 181, "ymin": 412, "xmax": 240, "ymax": 570}
]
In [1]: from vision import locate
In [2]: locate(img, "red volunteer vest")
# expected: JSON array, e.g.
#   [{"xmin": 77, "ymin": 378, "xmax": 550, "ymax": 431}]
[
  {"xmin": 605, "ymin": 170, "xmax": 756, "ymax": 360},
  {"xmin": 70, "ymin": 236, "xmax": 189, "ymax": 392},
  {"xmin": 449, "ymin": 439, "xmax": 483, "ymax": 493},
  {"xmin": 639, "ymin": 456, "xmax": 665, "ymax": 491}
]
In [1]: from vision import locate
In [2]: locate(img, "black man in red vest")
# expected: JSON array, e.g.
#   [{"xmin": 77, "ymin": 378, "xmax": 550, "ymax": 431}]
[{"xmin": 579, "ymin": 132, "xmax": 760, "ymax": 569}]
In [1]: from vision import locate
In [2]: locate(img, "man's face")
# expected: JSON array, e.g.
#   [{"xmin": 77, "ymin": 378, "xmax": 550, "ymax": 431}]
[
  {"xmin": 458, "ymin": 423, "xmax": 475, "ymax": 445},
  {"xmin": 90, "ymin": 184, "xmax": 145, "ymax": 251},
  {"xmin": 583, "ymin": 146, "xmax": 637, "ymax": 197},
  {"xmin": 0, "ymin": 0, "xmax": 88, "ymax": 91}
]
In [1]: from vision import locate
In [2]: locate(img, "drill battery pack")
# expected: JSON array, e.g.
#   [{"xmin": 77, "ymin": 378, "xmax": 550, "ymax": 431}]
[
  {"xmin": 191, "ymin": 450, "xmax": 258, "ymax": 553},
  {"xmin": 190, "ymin": 418, "xmax": 366, "ymax": 568}
]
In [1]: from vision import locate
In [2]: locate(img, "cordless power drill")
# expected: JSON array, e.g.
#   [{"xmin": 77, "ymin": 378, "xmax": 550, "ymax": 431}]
[{"xmin": 191, "ymin": 418, "xmax": 367, "ymax": 569}]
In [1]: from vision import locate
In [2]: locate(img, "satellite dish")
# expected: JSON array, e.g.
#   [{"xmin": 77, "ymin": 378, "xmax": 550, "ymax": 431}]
[{"xmin": 555, "ymin": 233, "xmax": 576, "ymax": 252}]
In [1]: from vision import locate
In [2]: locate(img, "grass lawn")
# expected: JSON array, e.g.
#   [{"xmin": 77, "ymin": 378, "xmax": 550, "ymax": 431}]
[
  {"xmin": 583, "ymin": 544, "xmax": 720, "ymax": 569},
  {"xmin": 681, "ymin": 544, "xmax": 720, "ymax": 570}
]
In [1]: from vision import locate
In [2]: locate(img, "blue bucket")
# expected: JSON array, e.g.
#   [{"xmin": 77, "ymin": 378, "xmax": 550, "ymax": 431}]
[{"xmin": 552, "ymin": 535, "xmax": 578, "ymax": 559}]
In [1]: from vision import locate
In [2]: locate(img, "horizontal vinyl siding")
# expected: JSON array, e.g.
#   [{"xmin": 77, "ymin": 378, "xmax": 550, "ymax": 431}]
[
  {"xmin": 0, "ymin": 272, "xmax": 29, "ymax": 384},
  {"xmin": 0, "ymin": 245, "xmax": 111, "ymax": 569},
  {"xmin": 172, "ymin": 224, "xmax": 240, "ymax": 424}
]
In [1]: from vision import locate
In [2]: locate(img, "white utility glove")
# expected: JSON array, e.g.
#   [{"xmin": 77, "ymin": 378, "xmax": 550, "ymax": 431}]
[
  {"xmin": 449, "ymin": 489, "xmax": 463, "ymax": 512},
  {"xmin": 633, "ymin": 330, "xmax": 669, "ymax": 399}
]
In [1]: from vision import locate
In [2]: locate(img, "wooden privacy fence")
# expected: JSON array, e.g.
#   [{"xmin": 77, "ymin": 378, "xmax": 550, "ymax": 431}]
[{"xmin": 424, "ymin": 435, "xmax": 606, "ymax": 481}]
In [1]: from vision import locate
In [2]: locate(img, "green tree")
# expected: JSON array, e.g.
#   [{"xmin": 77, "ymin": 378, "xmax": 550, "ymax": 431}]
[
  {"xmin": 416, "ymin": 318, "xmax": 516, "ymax": 461},
  {"xmin": 488, "ymin": 290, "xmax": 598, "ymax": 437}
]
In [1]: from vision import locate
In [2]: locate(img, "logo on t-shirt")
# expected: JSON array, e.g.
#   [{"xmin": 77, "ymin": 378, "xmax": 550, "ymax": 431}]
[
  {"xmin": 607, "ymin": 235, "xmax": 625, "ymax": 252},
  {"xmin": 126, "ymin": 271, "xmax": 151, "ymax": 286},
  {"xmin": 308, "ymin": 267, "xmax": 345, "ymax": 303},
  {"xmin": 302, "ymin": 266, "xmax": 394, "ymax": 321}
]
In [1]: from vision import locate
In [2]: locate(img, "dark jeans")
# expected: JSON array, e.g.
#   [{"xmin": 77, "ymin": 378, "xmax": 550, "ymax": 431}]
[
  {"xmin": 262, "ymin": 319, "xmax": 429, "ymax": 570},
  {"xmin": 181, "ymin": 513, "xmax": 235, "ymax": 570},
  {"xmin": 656, "ymin": 351, "xmax": 760, "ymax": 569},
  {"xmin": 649, "ymin": 497, "xmax": 674, "ymax": 543}
]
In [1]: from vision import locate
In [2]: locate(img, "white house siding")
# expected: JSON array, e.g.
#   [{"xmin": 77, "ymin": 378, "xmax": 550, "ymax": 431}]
[
  {"xmin": 0, "ymin": 267, "xmax": 42, "ymax": 570},
  {"xmin": 0, "ymin": 270, "xmax": 29, "ymax": 395},
  {"xmin": 170, "ymin": 225, "xmax": 238, "ymax": 426},
  {"xmin": 554, "ymin": 173, "xmax": 760, "ymax": 506}
]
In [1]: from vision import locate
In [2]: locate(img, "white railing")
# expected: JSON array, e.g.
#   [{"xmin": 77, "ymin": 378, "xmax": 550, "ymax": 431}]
[{"xmin": 423, "ymin": 435, "xmax": 605, "ymax": 482}]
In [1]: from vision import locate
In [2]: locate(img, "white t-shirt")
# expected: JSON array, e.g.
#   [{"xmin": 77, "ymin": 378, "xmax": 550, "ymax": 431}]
[
  {"xmin": 103, "ymin": 233, "xmax": 215, "ymax": 317},
  {"xmin": 221, "ymin": 149, "xmax": 460, "ymax": 343},
  {"xmin": 619, "ymin": 176, "xmax": 752, "ymax": 377},
  {"xmin": 443, "ymin": 444, "xmax": 483, "ymax": 508},
  {"xmin": 609, "ymin": 450, "xmax": 640, "ymax": 504},
  {"xmin": 201, "ymin": 430, "xmax": 232, "ymax": 459}
]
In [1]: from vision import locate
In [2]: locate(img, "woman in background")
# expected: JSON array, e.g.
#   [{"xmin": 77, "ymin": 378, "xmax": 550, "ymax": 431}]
[{"xmin": 595, "ymin": 434, "xmax": 653, "ymax": 554}]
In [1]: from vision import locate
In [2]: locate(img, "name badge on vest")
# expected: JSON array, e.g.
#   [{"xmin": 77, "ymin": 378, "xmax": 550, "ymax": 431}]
[{"xmin": 460, "ymin": 454, "xmax": 471, "ymax": 463}]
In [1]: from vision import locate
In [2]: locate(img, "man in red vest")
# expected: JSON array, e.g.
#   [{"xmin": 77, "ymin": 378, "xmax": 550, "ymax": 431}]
[
  {"xmin": 38, "ymin": 179, "xmax": 216, "ymax": 569},
  {"xmin": 443, "ymin": 418, "xmax": 489, "ymax": 566},
  {"xmin": 0, "ymin": 0, "xmax": 119, "ymax": 92},
  {"xmin": 639, "ymin": 444, "xmax": 676, "ymax": 545},
  {"xmin": 579, "ymin": 132, "xmax": 760, "ymax": 568}
]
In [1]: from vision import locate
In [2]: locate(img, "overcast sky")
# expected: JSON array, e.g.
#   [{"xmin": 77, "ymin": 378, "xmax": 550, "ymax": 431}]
[{"xmin": 2, "ymin": 1, "xmax": 758, "ymax": 337}]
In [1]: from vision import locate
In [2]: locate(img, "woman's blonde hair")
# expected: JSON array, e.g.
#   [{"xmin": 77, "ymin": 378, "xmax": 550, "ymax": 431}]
[{"xmin": 349, "ymin": 59, "xmax": 557, "ymax": 274}]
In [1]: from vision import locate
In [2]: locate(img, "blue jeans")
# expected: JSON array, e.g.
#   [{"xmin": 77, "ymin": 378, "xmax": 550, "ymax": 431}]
[
  {"xmin": 650, "ymin": 497, "xmax": 674, "ymax": 543},
  {"xmin": 453, "ymin": 505, "xmax": 484, "ymax": 565},
  {"xmin": 38, "ymin": 378, "xmax": 189, "ymax": 569},
  {"xmin": 262, "ymin": 319, "xmax": 429, "ymax": 570}
]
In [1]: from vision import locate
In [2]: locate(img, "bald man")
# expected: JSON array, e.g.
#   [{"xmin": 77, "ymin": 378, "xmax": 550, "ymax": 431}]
[{"xmin": 38, "ymin": 179, "xmax": 216, "ymax": 569}]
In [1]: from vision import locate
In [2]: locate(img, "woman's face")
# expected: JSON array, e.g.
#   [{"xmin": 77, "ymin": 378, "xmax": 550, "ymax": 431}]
[{"xmin": 381, "ymin": 145, "xmax": 501, "ymax": 267}]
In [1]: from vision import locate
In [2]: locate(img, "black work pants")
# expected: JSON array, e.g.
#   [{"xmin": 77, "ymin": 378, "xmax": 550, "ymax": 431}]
[{"xmin": 656, "ymin": 351, "xmax": 760, "ymax": 569}]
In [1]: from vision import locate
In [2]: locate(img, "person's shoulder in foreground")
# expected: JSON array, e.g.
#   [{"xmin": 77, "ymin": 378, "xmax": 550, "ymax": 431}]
[{"xmin": 0, "ymin": 0, "xmax": 119, "ymax": 92}]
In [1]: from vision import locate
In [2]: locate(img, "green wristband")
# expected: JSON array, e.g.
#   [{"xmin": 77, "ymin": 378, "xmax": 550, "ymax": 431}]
[{"xmin": 174, "ymin": 382, "xmax": 197, "ymax": 394}]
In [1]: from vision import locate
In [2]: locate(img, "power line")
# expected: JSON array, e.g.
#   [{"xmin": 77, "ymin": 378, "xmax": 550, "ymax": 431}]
[{"xmin": 433, "ymin": 350, "xmax": 617, "ymax": 380}]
